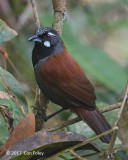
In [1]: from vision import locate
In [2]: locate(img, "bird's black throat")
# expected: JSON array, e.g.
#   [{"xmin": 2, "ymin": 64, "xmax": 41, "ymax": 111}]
[{"xmin": 32, "ymin": 41, "xmax": 64, "ymax": 68}]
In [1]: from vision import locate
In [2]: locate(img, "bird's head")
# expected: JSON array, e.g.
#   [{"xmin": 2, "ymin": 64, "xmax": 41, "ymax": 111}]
[
  {"xmin": 28, "ymin": 27, "xmax": 63, "ymax": 49},
  {"xmin": 28, "ymin": 27, "xmax": 64, "ymax": 67}
]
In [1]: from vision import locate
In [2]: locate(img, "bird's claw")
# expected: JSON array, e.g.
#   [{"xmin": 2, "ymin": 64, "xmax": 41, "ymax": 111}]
[
  {"xmin": 31, "ymin": 106, "xmax": 49, "ymax": 121},
  {"xmin": 31, "ymin": 106, "xmax": 45, "ymax": 116},
  {"xmin": 43, "ymin": 114, "xmax": 49, "ymax": 122}
]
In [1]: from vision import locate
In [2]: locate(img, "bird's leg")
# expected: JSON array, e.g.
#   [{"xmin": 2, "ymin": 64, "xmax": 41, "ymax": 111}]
[
  {"xmin": 44, "ymin": 108, "xmax": 65, "ymax": 122},
  {"xmin": 31, "ymin": 106, "xmax": 66, "ymax": 122}
]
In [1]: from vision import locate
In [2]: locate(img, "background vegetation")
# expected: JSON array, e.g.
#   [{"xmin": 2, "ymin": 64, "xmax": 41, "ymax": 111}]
[{"xmin": 0, "ymin": 0, "xmax": 128, "ymax": 159}]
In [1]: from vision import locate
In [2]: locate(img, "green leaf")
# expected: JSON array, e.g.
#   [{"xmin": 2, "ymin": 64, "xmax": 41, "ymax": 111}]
[
  {"xmin": 117, "ymin": 150, "xmax": 128, "ymax": 160},
  {"xmin": 114, "ymin": 153, "xmax": 122, "ymax": 160},
  {"xmin": 0, "ymin": 114, "xmax": 9, "ymax": 146},
  {"xmin": 0, "ymin": 19, "xmax": 17, "ymax": 45},
  {"xmin": 0, "ymin": 67, "xmax": 28, "ymax": 145},
  {"xmin": 59, "ymin": 153, "xmax": 75, "ymax": 160},
  {"xmin": 0, "ymin": 67, "xmax": 28, "ymax": 112}
]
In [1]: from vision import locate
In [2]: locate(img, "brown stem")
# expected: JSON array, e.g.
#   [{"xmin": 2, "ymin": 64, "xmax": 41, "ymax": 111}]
[
  {"xmin": 30, "ymin": 0, "xmax": 40, "ymax": 28},
  {"xmin": 108, "ymin": 83, "xmax": 128, "ymax": 152},
  {"xmin": 79, "ymin": 147, "xmax": 122, "ymax": 160},
  {"xmin": 70, "ymin": 150, "xmax": 86, "ymax": 160},
  {"xmin": 30, "ymin": 0, "xmax": 48, "ymax": 131},
  {"xmin": 30, "ymin": 0, "xmax": 67, "ymax": 131},
  {"xmin": 52, "ymin": 0, "xmax": 67, "ymax": 36},
  {"xmin": 3, "ymin": 56, "xmax": 7, "ymax": 70}
]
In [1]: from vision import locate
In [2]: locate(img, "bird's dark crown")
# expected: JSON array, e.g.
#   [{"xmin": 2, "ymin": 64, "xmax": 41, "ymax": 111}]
[
  {"xmin": 28, "ymin": 27, "xmax": 63, "ymax": 48},
  {"xmin": 28, "ymin": 27, "xmax": 64, "ymax": 67}
]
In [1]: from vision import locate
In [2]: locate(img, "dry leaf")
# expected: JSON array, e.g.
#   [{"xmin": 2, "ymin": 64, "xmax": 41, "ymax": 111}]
[
  {"xmin": 0, "ymin": 131, "xmax": 100, "ymax": 160},
  {"xmin": 0, "ymin": 113, "xmax": 35, "ymax": 158}
]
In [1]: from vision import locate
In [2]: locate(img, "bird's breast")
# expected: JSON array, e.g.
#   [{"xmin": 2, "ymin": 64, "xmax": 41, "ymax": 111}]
[
  {"xmin": 39, "ymin": 53, "xmax": 75, "ymax": 84},
  {"xmin": 33, "ymin": 54, "xmax": 70, "ymax": 106},
  {"xmin": 33, "ymin": 49, "xmax": 96, "ymax": 109}
]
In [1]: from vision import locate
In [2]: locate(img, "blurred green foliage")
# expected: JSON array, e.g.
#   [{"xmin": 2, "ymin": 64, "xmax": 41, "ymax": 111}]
[
  {"xmin": 0, "ymin": 0, "xmax": 128, "ymax": 159},
  {"xmin": 0, "ymin": 67, "xmax": 28, "ymax": 145}
]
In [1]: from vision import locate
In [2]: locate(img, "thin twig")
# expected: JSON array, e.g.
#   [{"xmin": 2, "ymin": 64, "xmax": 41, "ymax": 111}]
[
  {"xmin": 72, "ymin": 146, "xmax": 122, "ymax": 160},
  {"xmin": 30, "ymin": 0, "xmax": 49, "ymax": 131},
  {"xmin": 44, "ymin": 102, "xmax": 122, "ymax": 132},
  {"xmin": 108, "ymin": 83, "xmax": 128, "ymax": 152},
  {"xmin": 100, "ymin": 102, "xmax": 121, "ymax": 113},
  {"xmin": 108, "ymin": 130, "xmax": 117, "ymax": 153},
  {"xmin": 0, "ymin": 48, "xmax": 8, "ymax": 71},
  {"xmin": 30, "ymin": 0, "xmax": 40, "ymax": 28},
  {"xmin": 80, "ymin": 147, "xmax": 122, "ymax": 160},
  {"xmin": 3, "ymin": 56, "xmax": 7, "ymax": 70},
  {"xmin": 115, "ymin": 84, "xmax": 128, "ymax": 126},
  {"xmin": 70, "ymin": 150, "xmax": 86, "ymax": 160}
]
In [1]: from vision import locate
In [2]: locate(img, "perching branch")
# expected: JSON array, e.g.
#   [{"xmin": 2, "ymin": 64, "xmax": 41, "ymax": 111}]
[
  {"xmin": 44, "ymin": 101, "xmax": 122, "ymax": 132},
  {"xmin": 75, "ymin": 146, "xmax": 122, "ymax": 160},
  {"xmin": 30, "ymin": 0, "xmax": 40, "ymax": 28},
  {"xmin": 30, "ymin": 0, "xmax": 49, "ymax": 131},
  {"xmin": 70, "ymin": 150, "xmax": 86, "ymax": 160},
  {"xmin": 52, "ymin": 0, "xmax": 67, "ymax": 35},
  {"xmin": 30, "ymin": 0, "xmax": 67, "ymax": 131},
  {"xmin": 108, "ymin": 83, "xmax": 128, "ymax": 152}
]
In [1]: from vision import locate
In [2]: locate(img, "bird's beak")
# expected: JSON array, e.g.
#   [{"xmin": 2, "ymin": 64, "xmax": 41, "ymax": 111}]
[{"xmin": 28, "ymin": 35, "xmax": 42, "ymax": 43}]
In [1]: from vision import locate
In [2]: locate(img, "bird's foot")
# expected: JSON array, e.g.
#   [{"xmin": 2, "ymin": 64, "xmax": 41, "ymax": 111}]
[
  {"xmin": 31, "ymin": 106, "xmax": 42, "ymax": 115},
  {"xmin": 43, "ymin": 114, "xmax": 50, "ymax": 122},
  {"xmin": 31, "ymin": 106, "xmax": 66, "ymax": 121},
  {"xmin": 31, "ymin": 106, "xmax": 50, "ymax": 122}
]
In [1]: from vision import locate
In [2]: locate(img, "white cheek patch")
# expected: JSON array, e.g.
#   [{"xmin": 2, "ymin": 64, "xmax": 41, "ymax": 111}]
[
  {"xmin": 48, "ymin": 32, "xmax": 55, "ymax": 36},
  {"xmin": 44, "ymin": 41, "xmax": 50, "ymax": 47}
]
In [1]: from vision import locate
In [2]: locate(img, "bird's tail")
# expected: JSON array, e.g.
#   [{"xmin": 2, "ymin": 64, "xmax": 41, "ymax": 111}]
[{"xmin": 73, "ymin": 107, "xmax": 112, "ymax": 143}]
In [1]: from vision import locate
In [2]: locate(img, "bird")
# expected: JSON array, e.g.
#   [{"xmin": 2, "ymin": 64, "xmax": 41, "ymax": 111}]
[{"xmin": 28, "ymin": 27, "xmax": 112, "ymax": 143}]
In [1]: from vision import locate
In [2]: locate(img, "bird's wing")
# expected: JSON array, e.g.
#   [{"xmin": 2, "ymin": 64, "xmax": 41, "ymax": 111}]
[{"xmin": 39, "ymin": 49, "xmax": 96, "ymax": 109}]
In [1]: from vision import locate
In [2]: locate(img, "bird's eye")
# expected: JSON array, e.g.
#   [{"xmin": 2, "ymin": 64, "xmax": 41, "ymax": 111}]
[{"xmin": 47, "ymin": 34, "xmax": 50, "ymax": 39}]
